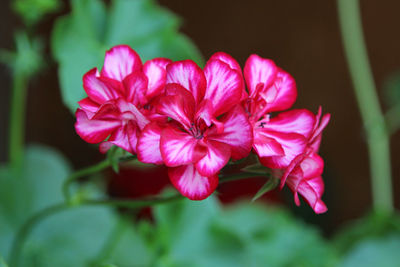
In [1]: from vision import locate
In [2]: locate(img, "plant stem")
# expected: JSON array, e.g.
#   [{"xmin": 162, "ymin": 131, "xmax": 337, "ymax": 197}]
[
  {"xmin": 63, "ymin": 159, "xmax": 111, "ymax": 201},
  {"xmin": 219, "ymin": 172, "xmax": 264, "ymax": 184},
  {"xmin": 337, "ymin": 0, "xmax": 393, "ymax": 212},
  {"xmin": 8, "ymin": 70, "xmax": 28, "ymax": 170}
]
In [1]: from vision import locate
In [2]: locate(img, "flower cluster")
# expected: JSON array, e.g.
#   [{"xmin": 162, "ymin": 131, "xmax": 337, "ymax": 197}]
[{"xmin": 75, "ymin": 45, "xmax": 330, "ymax": 213}]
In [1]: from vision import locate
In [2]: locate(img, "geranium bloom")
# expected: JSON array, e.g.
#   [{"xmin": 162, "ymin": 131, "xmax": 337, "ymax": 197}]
[
  {"xmin": 75, "ymin": 45, "xmax": 171, "ymax": 153},
  {"xmin": 137, "ymin": 53, "xmax": 253, "ymax": 200},
  {"xmin": 243, "ymin": 54, "xmax": 315, "ymax": 169},
  {"xmin": 283, "ymin": 108, "xmax": 330, "ymax": 213}
]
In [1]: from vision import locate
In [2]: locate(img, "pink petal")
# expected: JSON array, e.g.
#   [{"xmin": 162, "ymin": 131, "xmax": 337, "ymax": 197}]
[
  {"xmin": 287, "ymin": 172, "xmax": 327, "ymax": 214},
  {"xmin": 166, "ymin": 60, "xmax": 206, "ymax": 103},
  {"xmin": 160, "ymin": 127, "xmax": 207, "ymax": 167},
  {"xmin": 207, "ymin": 106, "xmax": 253, "ymax": 160},
  {"xmin": 260, "ymin": 109, "xmax": 316, "ymax": 139},
  {"xmin": 257, "ymin": 129, "xmax": 307, "ymax": 169},
  {"xmin": 209, "ymin": 52, "xmax": 242, "ymax": 73},
  {"xmin": 75, "ymin": 108, "xmax": 120, "ymax": 144},
  {"xmin": 115, "ymin": 99, "xmax": 149, "ymax": 130},
  {"xmin": 78, "ymin": 97, "xmax": 100, "ymax": 118},
  {"xmin": 156, "ymin": 84, "xmax": 195, "ymax": 130},
  {"xmin": 253, "ymin": 130, "xmax": 285, "ymax": 158},
  {"xmin": 244, "ymin": 54, "xmax": 277, "ymax": 97},
  {"xmin": 209, "ymin": 52, "xmax": 248, "ymax": 101},
  {"xmin": 143, "ymin": 58, "xmax": 172, "ymax": 100},
  {"xmin": 101, "ymin": 45, "xmax": 142, "ymax": 82},
  {"xmin": 123, "ymin": 72, "xmax": 148, "ymax": 106},
  {"xmin": 169, "ymin": 164, "xmax": 218, "ymax": 200},
  {"xmin": 83, "ymin": 68, "xmax": 122, "ymax": 104},
  {"xmin": 204, "ymin": 59, "xmax": 242, "ymax": 116},
  {"xmin": 104, "ymin": 121, "xmax": 138, "ymax": 154},
  {"xmin": 300, "ymin": 153, "xmax": 324, "ymax": 180},
  {"xmin": 195, "ymin": 140, "xmax": 231, "ymax": 176},
  {"xmin": 137, "ymin": 122, "xmax": 164, "ymax": 165},
  {"xmin": 261, "ymin": 69, "xmax": 297, "ymax": 113},
  {"xmin": 284, "ymin": 152, "xmax": 327, "ymax": 214}
]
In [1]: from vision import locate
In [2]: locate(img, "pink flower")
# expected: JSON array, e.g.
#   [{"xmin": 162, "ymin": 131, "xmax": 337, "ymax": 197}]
[
  {"xmin": 137, "ymin": 53, "xmax": 253, "ymax": 200},
  {"xmin": 282, "ymin": 107, "xmax": 331, "ymax": 213},
  {"xmin": 75, "ymin": 45, "xmax": 171, "ymax": 153},
  {"xmin": 243, "ymin": 54, "xmax": 315, "ymax": 169}
]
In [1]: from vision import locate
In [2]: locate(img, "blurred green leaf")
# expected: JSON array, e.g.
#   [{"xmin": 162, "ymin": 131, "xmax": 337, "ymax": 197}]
[
  {"xmin": 383, "ymin": 71, "xmax": 400, "ymax": 108},
  {"xmin": 0, "ymin": 32, "xmax": 44, "ymax": 77},
  {"xmin": 12, "ymin": 0, "xmax": 61, "ymax": 25},
  {"xmin": 148, "ymin": 197, "xmax": 338, "ymax": 267},
  {"xmin": 0, "ymin": 145, "xmax": 151, "ymax": 266},
  {"xmin": 0, "ymin": 256, "xmax": 9, "ymax": 267},
  {"xmin": 0, "ymin": 145, "xmax": 71, "ymax": 259},
  {"xmin": 333, "ymin": 211, "xmax": 400, "ymax": 255},
  {"xmin": 51, "ymin": 0, "xmax": 203, "ymax": 113},
  {"xmin": 341, "ymin": 235, "xmax": 400, "ymax": 267}
]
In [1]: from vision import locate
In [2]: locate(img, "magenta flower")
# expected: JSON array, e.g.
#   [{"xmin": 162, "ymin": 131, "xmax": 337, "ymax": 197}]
[
  {"xmin": 243, "ymin": 54, "xmax": 316, "ymax": 169},
  {"xmin": 282, "ymin": 108, "xmax": 330, "ymax": 213},
  {"xmin": 75, "ymin": 45, "xmax": 171, "ymax": 153},
  {"xmin": 137, "ymin": 53, "xmax": 253, "ymax": 200}
]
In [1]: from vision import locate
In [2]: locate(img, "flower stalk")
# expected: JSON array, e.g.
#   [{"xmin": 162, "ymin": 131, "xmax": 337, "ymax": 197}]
[
  {"xmin": 337, "ymin": 0, "xmax": 393, "ymax": 212},
  {"xmin": 8, "ymin": 70, "xmax": 28, "ymax": 170}
]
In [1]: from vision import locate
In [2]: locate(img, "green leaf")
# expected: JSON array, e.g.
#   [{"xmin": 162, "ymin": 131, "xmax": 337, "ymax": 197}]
[
  {"xmin": 333, "ymin": 211, "xmax": 400, "ymax": 255},
  {"xmin": 341, "ymin": 235, "xmax": 400, "ymax": 267},
  {"xmin": 0, "ymin": 145, "xmax": 151, "ymax": 265},
  {"xmin": 12, "ymin": 0, "xmax": 61, "ymax": 25},
  {"xmin": 148, "ymin": 197, "xmax": 338, "ymax": 267},
  {"xmin": 51, "ymin": 0, "xmax": 203, "ymax": 113},
  {"xmin": 0, "ymin": 32, "xmax": 44, "ymax": 77},
  {"xmin": 252, "ymin": 177, "xmax": 279, "ymax": 202},
  {"xmin": 0, "ymin": 256, "xmax": 9, "ymax": 267},
  {"xmin": 0, "ymin": 145, "xmax": 71, "ymax": 259},
  {"xmin": 383, "ymin": 70, "xmax": 400, "ymax": 108}
]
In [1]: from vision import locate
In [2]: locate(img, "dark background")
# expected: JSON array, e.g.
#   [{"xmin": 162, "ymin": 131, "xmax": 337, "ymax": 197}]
[{"xmin": 0, "ymin": 0, "xmax": 399, "ymax": 234}]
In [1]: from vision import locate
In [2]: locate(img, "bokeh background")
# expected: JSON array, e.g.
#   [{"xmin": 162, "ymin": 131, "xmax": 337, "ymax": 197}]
[{"xmin": 0, "ymin": 0, "xmax": 399, "ymax": 235}]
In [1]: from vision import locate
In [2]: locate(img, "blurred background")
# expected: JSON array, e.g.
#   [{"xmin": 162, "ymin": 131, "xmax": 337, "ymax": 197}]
[{"xmin": 0, "ymin": 0, "xmax": 399, "ymax": 237}]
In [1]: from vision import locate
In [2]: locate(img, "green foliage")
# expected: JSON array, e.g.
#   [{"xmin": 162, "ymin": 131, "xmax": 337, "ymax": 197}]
[
  {"xmin": 0, "ymin": 145, "xmax": 71, "ymax": 259},
  {"xmin": 12, "ymin": 0, "xmax": 61, "ymax": 26},
  {"xmin": 51, "ymin": 0, "xmax": 203, "ymax": 113},
  {"xmin": 0, "ymin": 145, "xmax": 151, "ymax": 266},
  {"xmin": 333, "ymin": 211, "xmax": 400, "ymax": 255},
  {"xmin": 146, "ymin": 197, "xmax": 339, "ymax": 267},
  {"xmin": 383, "ymin": 71, "xmax": 400, "ymax": 108},
  {"xmin": 341, "ymin": 235, "xmax": 400, "ymax": 267},
  {"xmin": 0, "ymin": 32, "xmax": 44, "ymax": 77},
  {"xmin": 0, "ymin": 257, "xmax": 9, "ymax": 267}
]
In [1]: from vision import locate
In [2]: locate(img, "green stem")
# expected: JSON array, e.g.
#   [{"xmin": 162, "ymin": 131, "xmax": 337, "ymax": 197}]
[
  {"xmin": 337, "ymin": 0, "xmax": 393, "ymax": 212},
  {"xmin": 8, "ymin": 70, "xmax": 28, "ymax": 170},
  {"xmin": 63, "ymin": 159, "xmax": 111, "ymax": 201},
  {"xmin": 63, "ymin": 155, "xmax": 137, "ymax": 202},
  {"xmin": 219, "ymin": 172, "xmax": 265, "ymax": 183}
]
